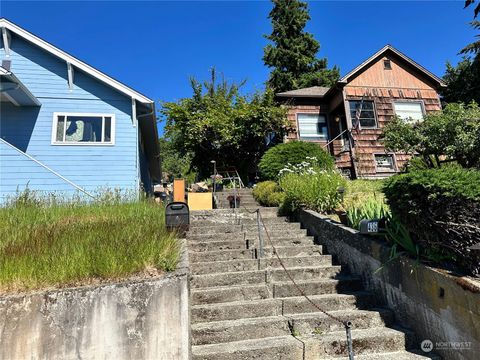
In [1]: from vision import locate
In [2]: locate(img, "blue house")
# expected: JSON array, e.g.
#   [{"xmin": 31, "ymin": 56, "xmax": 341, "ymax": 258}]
[{"xmin": 0, "ymin": 19, "xmax": 160, "ymax": 204}]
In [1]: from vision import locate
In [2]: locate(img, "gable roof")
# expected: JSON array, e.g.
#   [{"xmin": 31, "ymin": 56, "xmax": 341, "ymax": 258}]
[
  {"xmin": 339, "ymin": 44, "xmax": 446, "ymax": 88},
  {"xmin": 276, "ymin": 86, "xmax": 331, "ymax": 98},
  {"xmin": 0, "ymin": 18, "xmax": 153, "ymax": 103}
]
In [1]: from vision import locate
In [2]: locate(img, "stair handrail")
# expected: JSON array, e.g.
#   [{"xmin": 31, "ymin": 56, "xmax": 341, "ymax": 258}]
[
  {"xmin": 241, "ymin": 204, "xmax": 355, "ymax": 360},
  {"xmin": 0, "ymin": 138, "xmax": 96, "ymax": 199}
]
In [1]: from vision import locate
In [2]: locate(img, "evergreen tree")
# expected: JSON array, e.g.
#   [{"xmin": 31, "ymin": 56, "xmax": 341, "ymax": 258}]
[
  {"xmin": 442, "ymin": 21, "xmax": 480, "ymax": 104},
  {"xmin": 263, "ymin": 0, "xmax": 339, "ymax": 93}
]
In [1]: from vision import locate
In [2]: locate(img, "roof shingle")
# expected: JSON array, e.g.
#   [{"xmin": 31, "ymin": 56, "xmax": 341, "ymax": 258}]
[{"xmin": 276, "ymin": 86, "xmax": 331, "ymax": 98}]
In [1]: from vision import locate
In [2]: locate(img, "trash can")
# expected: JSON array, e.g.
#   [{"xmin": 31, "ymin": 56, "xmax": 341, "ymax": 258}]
[{"xmin": 166, "ymin": 202, "xmax": 190, "ymax": 231}]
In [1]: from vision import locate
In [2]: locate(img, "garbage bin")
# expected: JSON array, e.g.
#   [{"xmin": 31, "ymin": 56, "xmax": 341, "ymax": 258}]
[{"xmin": 166, "ymin": 202, "xmax": 190, "ymax": 231}]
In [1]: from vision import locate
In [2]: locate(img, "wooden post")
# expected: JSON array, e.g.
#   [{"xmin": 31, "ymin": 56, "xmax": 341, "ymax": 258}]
[{"xmin": 173, "ymin": 179, "xmax": 186, "ymax": 203}]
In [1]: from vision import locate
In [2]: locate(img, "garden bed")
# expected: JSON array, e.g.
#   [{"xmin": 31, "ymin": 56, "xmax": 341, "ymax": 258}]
[{"xmin": 0, "ymin": 200, "xmax": 179, "ymax": 293}]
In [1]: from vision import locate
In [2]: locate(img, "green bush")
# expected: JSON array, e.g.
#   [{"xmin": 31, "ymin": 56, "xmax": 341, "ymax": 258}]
[
  {"xmin": 383, "ymin": 167, "xmax": 480, "ymax": 276},
  {"xmin": 279, "ymin": 171, "xmax": 347, "ymax": 214},
  {"xmin": 346, "ymin": 197, "xmax": 390, "ymax": 230},
  {"xmin": 253, "ymin": 181, "xmax": 285, "ymax": 207},
  {"xmin": 259, "ymin": 141, "xmax": 335, "ymax": 180}
]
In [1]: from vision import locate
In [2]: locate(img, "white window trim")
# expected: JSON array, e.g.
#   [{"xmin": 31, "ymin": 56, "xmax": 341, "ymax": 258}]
[
  {"xmin": 347, "ymin": 99, "xmax": 378, "ymax": 129},
  {"xmin": 51, "ymin": 112, "xmax": 116, "ymax": 146},
  {"xmin": 296, "ymin": 112, "xmax": 328, "ymax": 140},
  {"xmin": 392, "ymin": 100, "xmax": 425, "ymax": 123},
  {"xmin": 373, "ymin": 153, "xmax": 397, "ymax": 173}
]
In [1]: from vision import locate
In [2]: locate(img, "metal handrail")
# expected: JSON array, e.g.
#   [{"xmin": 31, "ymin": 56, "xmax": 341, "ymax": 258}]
[{"xmin": 240, "ymin": 204, "xmax": 355, "ymax": 360}]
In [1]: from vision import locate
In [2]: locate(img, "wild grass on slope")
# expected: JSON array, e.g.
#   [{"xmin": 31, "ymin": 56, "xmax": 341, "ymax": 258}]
[{"xmin": 0, "ymin": 199, "xmax": 179, "ymax": 292}]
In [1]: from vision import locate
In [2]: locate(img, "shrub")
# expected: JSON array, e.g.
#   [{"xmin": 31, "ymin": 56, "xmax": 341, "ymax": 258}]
[
  {"xmin": 382, "ymin": 102, "xmax": 480, "ymax": 169},
  {"xmin": 346, "ymin": 197, "xmax": 390, "ymax": 230},
  {"xmin": 279, "ymin": 170, "xmax": 347, "ymax": 214},
  {"xmin": 253, "ymin": 181, "xmax": 285, "ymax": 207},
  {"xmin": 259, "ymin": 141, "xmax": 335, "ymax": 180},
  {"xmin": 383, "ymin": 167, "xmax": 480, "ymax": 276}
]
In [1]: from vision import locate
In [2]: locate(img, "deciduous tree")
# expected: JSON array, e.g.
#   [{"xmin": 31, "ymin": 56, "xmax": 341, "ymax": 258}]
[{"xmin": 161, "ymin": 69, "xmax": 287, "ymax": 179}]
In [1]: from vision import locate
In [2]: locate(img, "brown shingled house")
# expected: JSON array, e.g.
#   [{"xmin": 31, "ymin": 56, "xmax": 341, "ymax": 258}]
[{"xmin": 276, "ymin": 45, "xmax": 446, "ymax": 179}]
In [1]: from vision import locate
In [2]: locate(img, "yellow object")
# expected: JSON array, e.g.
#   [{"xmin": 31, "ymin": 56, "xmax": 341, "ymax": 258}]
[
  {"xmin": 188, "ymin": 192, "xmax": 213, "ymax": 211},
  {"xmin": 173, "ymin": 179, "xmax": 185, "ymax": 202}
]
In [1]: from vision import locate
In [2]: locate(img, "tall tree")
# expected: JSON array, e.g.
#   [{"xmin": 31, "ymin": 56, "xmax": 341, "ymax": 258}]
[
  {"xmin": 162, "ymin": 68, "xmax": 287, "ymax": 179},
  {"xmin": 465, "ymin": 0, "xmax": 480, "ymax": 18},
  {"xmin": 263, "ymin": 0, "xmax": 339, "ymax": 93},
  {"xmin": 442, "ymin": 21, "xmax": 480, "ymax": 104}
]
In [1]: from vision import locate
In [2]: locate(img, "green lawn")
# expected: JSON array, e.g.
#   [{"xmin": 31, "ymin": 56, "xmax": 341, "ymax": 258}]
[{"xmin": 0, "ymin": 198, "xmax": 179, "ymax": 292}]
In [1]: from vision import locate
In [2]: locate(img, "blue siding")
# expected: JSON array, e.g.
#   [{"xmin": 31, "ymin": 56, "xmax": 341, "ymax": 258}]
[{"xmin": 0, "ymin": 34, "xmax": 140, "ymax": 204}]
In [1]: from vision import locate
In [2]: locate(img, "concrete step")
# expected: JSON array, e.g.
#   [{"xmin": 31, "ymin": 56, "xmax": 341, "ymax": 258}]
[
  {"xmin": 191, "ymin": 292, "xmax": 374, "ymax": 323},
  {"xmin": 192, "ymin": 284, "xmax": 271, "ymax": 305},
  {"xmin": 190, "ymin": 215, "xmax": 290, "ymax": 226},
  {"xmin": 188, "ymin": 237, "xmax": 315, "ymax": 253},
  {"xmin": 272, "ymin": 277, "xmax": 363, "ymax": 298},
  {"xmin": 187, "ymin": 229, "xmax": 309, "ymax": 242},
  {"xmin": 190, "ymin": 217, "xmax": 291, "ymax": 227},
  {"xmin": 191, "ymin": 335, "xmax": 304, "ymax": 360},
  {"xmin": 191, "ymin": 277, "xmax": 362, "ymax": 305},
  {"xmin": 191, "ymin": 208, "xmax": 280, "ymax": 220},
  {"xmin": 187, "ymin": 222, "xmax": 301, "ymax": 235},
  {"xmin": 301, "ymin": 326, "xmax": 416, "ymax": 358},
  {"xmin": 191, "ymin": 266, "xmax": 343, "ymax": 289},
  {"xmin": 191, "ymin": 207, "xmax": 279, "ymax": 216},
  {"xmin": 189, "ymin": 248, "xmax": 254, "ymax": 263},
  {"xmin": 260, "ymin": 255, "xmax": 332, "ymax": 270},
  {"xmin": 287, "ymin": 308, "xmax": 394, "ymax": 337},
  {"xmin": 189, "ymin": 245, "xmax": 322, "ymax": 263},
  {"xmin": 192, "ymin": 315, "xmax": 291, "ymax": 345},
  {"xmin": 190, "ymin": 258, "xmax": 260, "ymax": 274},
  {"xmin": 192, "ymin": 298, "xmax": 281, "ymax": 323},
  {"xmin": 191, "ymin": 309, "xmax": 393, "ymax": 346},
  {"xmin": 281, "ymin": 292, "xmax": 375, "ymax": 315},
  {"xmin": 190, "ymin": 255, "xmax": 333, "ymax": 275}
]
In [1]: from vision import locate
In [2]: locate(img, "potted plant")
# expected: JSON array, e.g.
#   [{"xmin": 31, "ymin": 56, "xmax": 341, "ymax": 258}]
[
  {"xmin": 227, "ymin": 194, "xmax": 241, "ymax": 208},
  {"xmin": 210, "ymin": 174, "xmax": 224, "ymax": 192}
]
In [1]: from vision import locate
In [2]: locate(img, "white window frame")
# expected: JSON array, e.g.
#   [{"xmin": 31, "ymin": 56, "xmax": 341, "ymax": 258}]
[
  {"xmin": 374, "ymin": 153, "xmax": 397, "ymax": 173},
  {"xmin": 393, "ymin": 100, "xmax": 425, "ymax": 123},
  {"xmin": 51, "ymin": 112, "xmax": 116, "ymax": 146},
  {"xmin": 347, "ymin": 100, "xmax": 378, "ymax": 129},
  {"xmin": 296, "ymin": 112, "xmax": 328, "ymax": 141}
]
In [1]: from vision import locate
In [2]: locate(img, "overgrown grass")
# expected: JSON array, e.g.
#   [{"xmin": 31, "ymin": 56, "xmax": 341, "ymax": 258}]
[
  {"xmin": 342, "ymin": 179, "xmax": 385, "ymax": 211},
  {"xmin": 0, "ymin": 195, "xmax": 179, "ymax": 292}
]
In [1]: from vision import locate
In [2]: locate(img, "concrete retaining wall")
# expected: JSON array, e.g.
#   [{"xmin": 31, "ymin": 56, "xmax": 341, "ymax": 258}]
[
  {"xmin": 0, "ymin": 242, "xmax": 190, "ymax": 360},
  {"xmin": 297, "ymin": 209, "xmax": 479, "ymax": 360}
]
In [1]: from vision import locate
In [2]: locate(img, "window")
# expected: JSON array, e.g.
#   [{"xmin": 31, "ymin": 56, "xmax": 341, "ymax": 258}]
[
  {"xmin": 52, "ymin": 113, "xmax": 115, "ymax": 145},
  {"xmin": 383, "ymin": 59, "xmax": 392, "ymax": 70},
  {"xmin": 349, "ymin": 100, "xmax": 377, "ymax": 128},
  {"xmin": 297, "ymin": 113, "xmax": 328, "ymax": 140},
  {"xmin": 393, "ymin": 102, "xmax": 424, "ymax": 123},
  {"xmin": 375, "ymin": 154, "xmax": 396, "ymax": 172}
]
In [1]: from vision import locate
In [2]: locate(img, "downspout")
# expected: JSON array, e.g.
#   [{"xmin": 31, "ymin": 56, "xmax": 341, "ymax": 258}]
[{"xmin": 136, "ymin": 102, "xmax": 156, "ymax": 195}]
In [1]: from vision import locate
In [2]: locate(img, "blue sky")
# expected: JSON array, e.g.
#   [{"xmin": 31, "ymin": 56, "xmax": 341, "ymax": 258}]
[{"xmin": 1, "ymin": 1, "xmax": 477, "ymax": 134}]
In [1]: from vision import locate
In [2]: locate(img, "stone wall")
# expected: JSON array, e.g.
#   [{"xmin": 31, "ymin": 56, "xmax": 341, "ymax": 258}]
[
  {"xmin": 0, "ymin": 242, "xmax": 190, "ymax": 360},
  {"xmin": 296, "ymin": 209, "xmax": 479, "ymax": 360}
]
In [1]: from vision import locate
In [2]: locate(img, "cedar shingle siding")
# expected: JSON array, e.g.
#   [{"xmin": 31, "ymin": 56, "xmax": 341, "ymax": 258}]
[{"xmin": 277, "ymin": 46, "xmax": 444, "ymax": 179}]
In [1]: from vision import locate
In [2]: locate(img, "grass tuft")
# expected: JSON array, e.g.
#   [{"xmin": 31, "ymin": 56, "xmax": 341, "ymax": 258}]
[{"xmin": 0, "ymin": 195, "xmax": 179, "ymax": 293}]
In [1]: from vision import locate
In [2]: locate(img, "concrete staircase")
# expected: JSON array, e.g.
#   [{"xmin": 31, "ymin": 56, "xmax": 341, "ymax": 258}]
[
  {"xmin": 214, "ymin": 188, "xmax": 258, "ymax": 209},
  {"xmin": 187, "ymin": 191, "xmax": 437, "ymax": 359}
]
